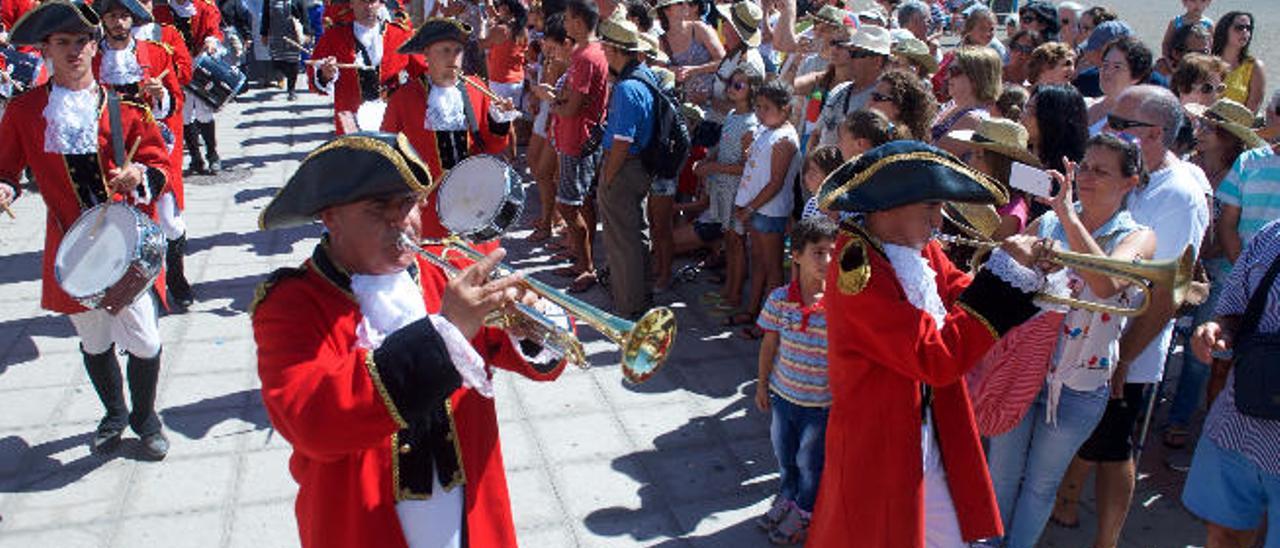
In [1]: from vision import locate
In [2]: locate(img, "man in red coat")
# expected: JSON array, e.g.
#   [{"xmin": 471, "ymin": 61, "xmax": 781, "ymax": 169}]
[
  {"xmin": 131, "ymin": 0, "xmax": 197, "ymax": 306},
  {"xmin": 807, "ymin": 141, "xmax": 1047, "ymax": 547},
  {"xmin": 253, "ymin": 132, "xmax": 567, "ymax": 548},
  {"xmin": 152, "ymin": 0, "xmax": 223, "ymax": 176},
  {"xmin": 0, "ymin": 0, "xmax": 174, "ymax": 460},
  {"xmin": 309, "ymin": 0, "xmax": 425, "ymax": 134},
  {"xmin": 0, "ymin": 0, "xmax": 35, "ymax": 36},
  {"xmin": 381, "ymin": 18, "xmax": 516, "ymax": 242}
]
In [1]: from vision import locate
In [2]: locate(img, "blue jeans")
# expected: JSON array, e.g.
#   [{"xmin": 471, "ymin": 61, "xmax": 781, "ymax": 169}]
[
  {"xmin": 769, "ymin": 393, "xmax": 828, "ymax": 512},
  {"xmin": 987, "ymin": 384, "xmax": 1109, "ymax": 548},
  {"xmin": 1166, "ymin": 279, "xmax": 1224, "ymax": 428}
]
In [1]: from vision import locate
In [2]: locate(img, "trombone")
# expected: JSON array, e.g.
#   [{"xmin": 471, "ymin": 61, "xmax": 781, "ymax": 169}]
[
  {"xmin": 398, "ymin": 234, "xmax": 677, "ymax": 383},
  {"xmin": 934, "ymin": 233, "xmax": 1196, "ymax": 317}
]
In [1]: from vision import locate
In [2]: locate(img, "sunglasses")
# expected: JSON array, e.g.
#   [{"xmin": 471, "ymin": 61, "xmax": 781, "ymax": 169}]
[
  {"xmin": 1233, "ymin": 23, "xmax": 1253, "ymax": 33},
  {"xmin": 1107, "ymin": 114, "xmax": 1156, "ymax": 131},
  {"xmin": 869, "ymin": 91, "xmax": 893, "ymax": 103},
  {"xmin": 1197, "ymin": 82, "xmax": 1227, "ymax": 95}
]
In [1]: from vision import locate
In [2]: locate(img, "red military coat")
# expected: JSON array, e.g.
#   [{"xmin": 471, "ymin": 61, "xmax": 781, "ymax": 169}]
[
  {"xmin": 0, "ymin": 84, "xmax": 172, "ymax": 314},
  {"xmin": 253, "ymin": 244, "xmax": 565, "ymax": 548},
  {"xmin": 307, "ymin": 19, "xmax": 424, "ymax": 135},
  {"xmin": 135, "ymin": 22, "xmax": 194, "ymax": 208},
  {"xmin": 153, "ymin": 0, "xmax": 223, "ymax": 53},
  {"xmin": 382, "ymin": 74, "xmax": 510, "ymax": 242},
  {"xmin": 807, "ymin": 227, "xmax": 1016, "ymax": 547},
  {"xmin": 0, "ymin": 0, "xmax": 35, "ymax": 32}
]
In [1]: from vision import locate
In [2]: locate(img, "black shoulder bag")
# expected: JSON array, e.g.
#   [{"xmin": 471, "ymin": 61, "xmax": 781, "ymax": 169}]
[{"xmin": 1232, "ymin": 250, "xmax": 1280, "ymax": 419}]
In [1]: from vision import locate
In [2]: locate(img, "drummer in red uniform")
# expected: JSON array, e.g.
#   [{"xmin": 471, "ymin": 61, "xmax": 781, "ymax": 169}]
[
  {"xmin": 308, "ymin": 0, "xmax": 425, "ymax": 135},
  {"xmin": 252, "ymin": 131, "xmax": 567, "ymax": 548},
  {"xmin": 381, "ymin": 18, "xmax": 518, "ymax": 241},
  {"xmin": 130, "ymin": 0, "xmax": 196, "ymax": 308},
  {"xmin": 0, "ymin": 0, "xmax": 174, "ymax": 460},
  {"xmin": 152, "ymin": 0, "xmax": 222, "ymax": 177},
  {"xmin": 806, "ymin": 141, "xmax": 1048, "ymax": 547}
]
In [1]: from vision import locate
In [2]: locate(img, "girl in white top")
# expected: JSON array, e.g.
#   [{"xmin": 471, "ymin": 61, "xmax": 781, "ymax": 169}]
[
  {"xmin": 727, "ymin": 81, "xmax": 798, "ymax": 334},
  {"xmin": 986, "ymin": 134, "xmax": 1155, "ymax": 548}
]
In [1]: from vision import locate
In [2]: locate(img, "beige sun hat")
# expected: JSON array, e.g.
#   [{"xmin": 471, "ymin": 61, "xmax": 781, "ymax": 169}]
[
  {"xmin": 834, "ymin": 25, "xmax": 891, "ymax": 57},
  {"xmin": 598, "ymin": 12, "xmax": 645, "ymax": 52},
  {"xmin": 947, "ymin": 117, "xmax": 1043, "ymax": 168},
  {"xmin": 891, "ymin": 36, "xmax": 938, "ymax": 75},
  {"xmin": 714, "ymin": 0, "xmax": 763, "ymax": 48},
  {"xmin": 637, "ymin": 31, "xmax": 670, "ymax": 64},
  {"xmin": 1186, "ymin": 99, "xmax": 1268, "ymax": 150}
]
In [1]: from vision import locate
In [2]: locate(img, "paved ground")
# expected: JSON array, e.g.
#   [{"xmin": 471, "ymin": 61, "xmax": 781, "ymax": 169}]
[{"xmin": 3, "ymin": 3, "xmax": 1278, "ymax": 543}]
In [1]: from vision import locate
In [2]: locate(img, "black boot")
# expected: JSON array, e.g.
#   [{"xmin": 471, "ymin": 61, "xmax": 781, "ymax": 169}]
[
  {"xmin": 165, "ymin": 233, "xmax": 194, "ymax": 308},
  {"xmin": 126, "ymin": 350, "xmax": 168, "ymax": 460},
  {"xmin": 199, "ymin": 121, "xmax": 220, "ymax": 174},
  {"xmin": 183, "ymin": 123, "xmax": 204, "ymax": 175},
  {"xmin": 82, "ymin": 346, "xmax": 128, "ymax": 454}
]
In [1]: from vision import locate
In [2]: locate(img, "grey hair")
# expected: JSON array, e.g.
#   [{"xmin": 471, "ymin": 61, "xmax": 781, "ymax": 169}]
[
  {"xmin": 897, "ymin": 1, "xmax": 930, "ymax": 29},
  {"xmin": 1122, "ymin": 85, "xmax": 1184, "ymax": 149},
  {"xmin": 1058, "ymin": 2, "xmax": 1084, "ymax": 18}
]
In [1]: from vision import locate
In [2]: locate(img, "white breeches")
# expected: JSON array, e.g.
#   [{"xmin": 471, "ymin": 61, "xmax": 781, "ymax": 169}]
[
  {"xmin": 69, "ymin": 291, "xmax": 161, "ymax": 358},
  {"xmin": 157, "ymin": 191, "xmax": 186, "ymax": 240}
]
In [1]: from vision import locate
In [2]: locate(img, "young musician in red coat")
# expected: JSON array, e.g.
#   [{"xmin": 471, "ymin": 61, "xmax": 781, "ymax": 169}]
[
  {"xmin": 308, "ymin": 0, "xmax": 425, "ymax": 135},
  {"xmin": 252, "ymin": 132, "xmax": 568, "ymax": 548},
  {"xmin": 807, "ymin": 141, "xmax": 1049, "ymax": 547},
  {"xmin": 381, "ymin": 18, "xmax": 517, "ymax": 244},
  {"xmin": 0, "ymin": 0, "xmax": 174, "ymax": 460},
  {"xmin": 153, "ymin": 0, "xmax": 222, "ymax": 177},
  {"xmin": 131, "ymin": 0, "xmax": 197, "ymax": 307}
]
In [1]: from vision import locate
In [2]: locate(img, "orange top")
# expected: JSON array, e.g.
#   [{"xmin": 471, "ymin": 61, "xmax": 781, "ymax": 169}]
[{"xmin": 487, "ymin": 38, "xmax": 527, "ymax": 84}]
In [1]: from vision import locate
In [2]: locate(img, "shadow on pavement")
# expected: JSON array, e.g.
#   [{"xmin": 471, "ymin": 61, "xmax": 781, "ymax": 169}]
[
  {"xmin": 161, "ymin": 388, "xmax": 271, "ymax": 440},
  {"xmin": 237, "ymin": 115, "xmax": 332, "ymax": 130},
  {"xmin": 235, "ymin": 187, "xmax": 282, "ymax": 204},
  {"xmin": 0, "ymin": 251, "xmax": 40, "ymax": 285},
  {"xmin": 583, "ymin": 396, "xmax": 774, "ymax": 543},
  {"xmin": 0, "ymin": 432, "xmax": 157, "ymax": 493},
  {"xmin": 186, "ymin": 223, "xmax": 319, "ymax": 257},
  {"xmin": 241, "ymin": 131, "xmax": 333, "ymax": 149},
  {"xmin": 0, "ymin": 315, "xmax": 75, "ymax": 371}
]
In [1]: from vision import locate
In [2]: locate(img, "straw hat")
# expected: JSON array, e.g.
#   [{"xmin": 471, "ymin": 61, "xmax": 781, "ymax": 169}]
[
  {"xmin": 946, "ymin": 117, "xmax": 1043, "ymax": 168},
  {"xmin": 715, "ymin": 0, "xmax": 762, "ymax": 48},
  {"xmin": 891, "ymin": 36, "xmax": 938, "ymax": 75},
  {"xmin": 651, "ymin": 0, "xmax": 689, "ymax": 12},
  {"xmin": 833, "ymin": 25, "xmax": 891, "ymax": 57},
  {"xmin": 943, "ymin": 202, "xmax": 1002, "ymax": 240},
  {"xmin": 636, "ymin": 31, "xmax": 669, "ymax": 64},
  {"xmin": 808, "ymin": 5, "xmax": 856, "ymax": 31},
  {"xmin": 598, "ymin": 12, "xmax": 645, "ymax": 52},
  {"xmin": 1185, "ymin": 99, "xmax": 1267, "ymax": 150}
]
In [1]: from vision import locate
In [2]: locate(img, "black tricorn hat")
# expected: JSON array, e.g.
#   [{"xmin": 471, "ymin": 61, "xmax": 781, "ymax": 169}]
[
  {"xmin": 10, "ymin": 0, "xmax": 102, "ymax": 46},
  {"xmin": 397, "ymin": 18, "xmax": 471, "ymax": 54},
  {"xmin": 818, "ymin": 140, "xmax": 1008, "ymax": 213},
  {"xmin": 260, "ymin": 132, "xmax": 435, "ymax": 230},
  {"xmin": 92, "ymin": 0, "xmax": 154, "ymax": 25}
]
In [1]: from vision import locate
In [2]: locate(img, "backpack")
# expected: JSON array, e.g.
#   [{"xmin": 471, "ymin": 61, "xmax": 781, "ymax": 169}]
[{"xmin": 621, "ymin": 67, "xmax": 691, "ymax": 180}]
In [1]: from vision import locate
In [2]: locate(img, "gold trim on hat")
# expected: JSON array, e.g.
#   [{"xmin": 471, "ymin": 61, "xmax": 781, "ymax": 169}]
[{"xmin": 818, "ymin": 151, "xmax": 1008, "ymax": 210}]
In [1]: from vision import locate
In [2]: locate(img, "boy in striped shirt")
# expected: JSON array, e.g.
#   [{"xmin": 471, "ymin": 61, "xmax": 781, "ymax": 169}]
[{"xmin": 753, "ymin": 216, "xmax": 837, "ymax": 545}]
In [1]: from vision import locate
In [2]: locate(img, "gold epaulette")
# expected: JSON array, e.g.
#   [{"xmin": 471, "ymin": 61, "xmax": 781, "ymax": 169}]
[
  {"xmin": 145, "ymin": 38, "xmax": 175, "ymax": 55},
  {"xmin": 120, "ymin": 99, "xmax": 156, "ymax": 124},
  {"xmin": 249, "ymin": 267, "xmax": 307, "ymax": 316}
]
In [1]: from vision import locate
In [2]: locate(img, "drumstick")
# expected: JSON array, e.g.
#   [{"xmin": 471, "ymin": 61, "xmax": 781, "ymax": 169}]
[
  {"xmin": 282, "ymin": 36, "xmax": 309, "ymax": 52},
  {"xmin": 304, "ymin": 59, "xmax": 363, "ymax": 70},
  {"xmin": 91, "ymin": 136, "xmax": 143, "ymax": 236}
]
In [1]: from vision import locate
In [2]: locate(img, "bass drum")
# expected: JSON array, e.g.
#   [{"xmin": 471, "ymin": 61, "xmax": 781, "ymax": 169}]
[{"xmin": 435, "ymin": 155, "xmax": 524, "ymax": 242}]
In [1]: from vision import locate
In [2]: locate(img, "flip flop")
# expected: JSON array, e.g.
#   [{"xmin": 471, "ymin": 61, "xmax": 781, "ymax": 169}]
[{"xmin": 567, "ymin": 271, "xmax": 597, "ymax": 293}]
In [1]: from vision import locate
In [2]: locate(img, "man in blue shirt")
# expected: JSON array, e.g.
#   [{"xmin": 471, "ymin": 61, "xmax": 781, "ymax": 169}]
[{"xmin": 597, "ymin": 14, "xmax": 656, "ymax": 319}]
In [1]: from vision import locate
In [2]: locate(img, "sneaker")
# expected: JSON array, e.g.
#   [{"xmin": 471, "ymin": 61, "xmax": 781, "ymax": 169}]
[
  {"xmin": 768, "ymin": 505, "xmax": 809, "ymax": 545},
  {"xmin": 756, "ymin": 498, "xmax": 792, "ymax": 531}
]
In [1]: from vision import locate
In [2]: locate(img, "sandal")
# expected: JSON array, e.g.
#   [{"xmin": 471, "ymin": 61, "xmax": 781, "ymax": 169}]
[
  {"xmin": 567, "ymin": 271, "xmax": 597, "ymax": 293},
  {"xmin": 1163, "ymin": 426, "xmax": 1190, "ymax": 449},
  {"xmin": 527, "ymin": 227, "xmax": 552, "ymax": 242}
]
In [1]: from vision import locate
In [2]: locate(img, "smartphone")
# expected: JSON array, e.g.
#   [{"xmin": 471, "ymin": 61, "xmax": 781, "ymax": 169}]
[{"xmin": 1009, "ymin": 161, "xmax": 1053, "ymax": 198}]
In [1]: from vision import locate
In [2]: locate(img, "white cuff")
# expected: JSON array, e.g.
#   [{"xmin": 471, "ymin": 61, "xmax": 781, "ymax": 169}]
[
  {"xmin": 1035, "ymin": 269, "xmax": 1073, "ymax": 312},
  {"xmin": 488, "ymin": 103, "xmax": 521, "ymax": 124},
  {"xmin": 429, "ymin": 314, "xmax": 493, "ymax": 398},
  {"xmin": 313, "ymin": 68, "xmax": 337, "ymax": 95},
  {"xmin": 153, "ymin": 88, "xmax": 172, "ymax": 119},
  {"xmin": 983, "ymin": 248, "xmax": 1043, "ymax": 294},
  {"xmin": 130, "ymin": 164, "xmax": 154, "ymax": 205}
]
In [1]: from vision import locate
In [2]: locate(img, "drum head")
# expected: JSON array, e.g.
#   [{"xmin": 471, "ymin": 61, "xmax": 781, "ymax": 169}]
[
  {"xmin": 355, "ymin": 100, "xmax": 387, "ymax": 132},
  {"xmin": 55, "ymin": 204, "xmax": 139, "ymax": 298},
  {"xmin": 437, "ymin": 155, "xmax": 522, "ymax": 240}
]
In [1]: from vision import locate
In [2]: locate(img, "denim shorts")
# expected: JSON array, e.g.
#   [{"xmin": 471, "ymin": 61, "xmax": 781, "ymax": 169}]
[
  {"xmin": 692, "ymin": 221, "xmax": 723, "ymax": 242},
  {"xmin": 556, "ymin": 150, "xmax": 599, "ymax": 206},
  {"xmin": 650, "ymin": 176, "xmax": 677, "ymax": 197},
  {"xmin": 1183, "ymin": 436, "xmax": 1280, "ymax": 544},
  {"xmin": 750, "ymin": 212, "xmax": 789, "ymax": 234}
]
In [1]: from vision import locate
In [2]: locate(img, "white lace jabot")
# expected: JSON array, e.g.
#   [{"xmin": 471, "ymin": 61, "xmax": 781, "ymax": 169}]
[
  {"xmin": 425, "ymin": 83, "xmax": 468, "ymax": 132},
  {"xmin": 44, "ymin": 85, "xmax": 100, "ymax": 155},
  {"xmin": 352, "ymin": 21, "xmax": 383, "ymax": 67},
  {"xmin": 883, "ymin": 243, "xmax": 948, "ymax": 331},
  {"xmin": 349, "ymin": 269, "xmax": 493, "ymax": 398},
  {"xmin": 99, "ymin": 40, "xmax": 144, "ymax": 86}
]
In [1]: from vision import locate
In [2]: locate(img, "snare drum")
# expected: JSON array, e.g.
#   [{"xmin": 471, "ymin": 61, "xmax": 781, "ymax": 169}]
[
  {"xmin": 436, "ymin": 155, "xmax": 524, "ymax": 242},
  {"xmin": 187, "ymin": 53, "xmax": 247, "ymax": 111},
  {"xmin": 1, "ymin": 46, "xmax": 41, "ymax": 97},
  {"xmin": 355, "ymin": 100, "xmax": 387, "ymax": 132},
  {"xmin": 55, "ymin": 203, "xmax": 166, "ymax": 314}
]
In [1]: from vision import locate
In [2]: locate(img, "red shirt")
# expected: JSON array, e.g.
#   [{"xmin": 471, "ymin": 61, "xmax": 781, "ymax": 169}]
[
  {"xmin": 551, "ymin": 41, "xmax": 608, "ymax": 156},
  {"xmin": 486, "ymin": 37, "xmax": 526, "ymax": 84}
]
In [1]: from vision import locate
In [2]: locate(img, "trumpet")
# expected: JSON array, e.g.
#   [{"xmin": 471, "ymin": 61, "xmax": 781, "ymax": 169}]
[
  {"xmin": 398, "ymin": 234, "xmax": 677, "ymax": 383},
  {"xmin": 934, "ymin": 233, "xmax": 1196, "ymax": 317}
]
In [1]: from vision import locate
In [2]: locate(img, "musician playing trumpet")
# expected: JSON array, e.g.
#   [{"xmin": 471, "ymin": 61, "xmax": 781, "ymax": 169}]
[
  {"xmin": 252, "ymin": 132, "xmax": 566, "ymax": 548},
  {"xmin": 0, "ymin": 0, "xmax": 173, "ymax": 459},
  {"xmin": 380, "ymin": 17, "xmax": 518, "ymax": 244},
  {"xmin": 805, "ymin": 141, "xmax": 1050, "ymax": 547}
]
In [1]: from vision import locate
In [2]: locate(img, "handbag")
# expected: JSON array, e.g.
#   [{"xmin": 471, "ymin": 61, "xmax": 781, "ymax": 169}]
[{"xmin": 1231, "ymin": 250, "xmax": 1280, "ymax": 419}]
